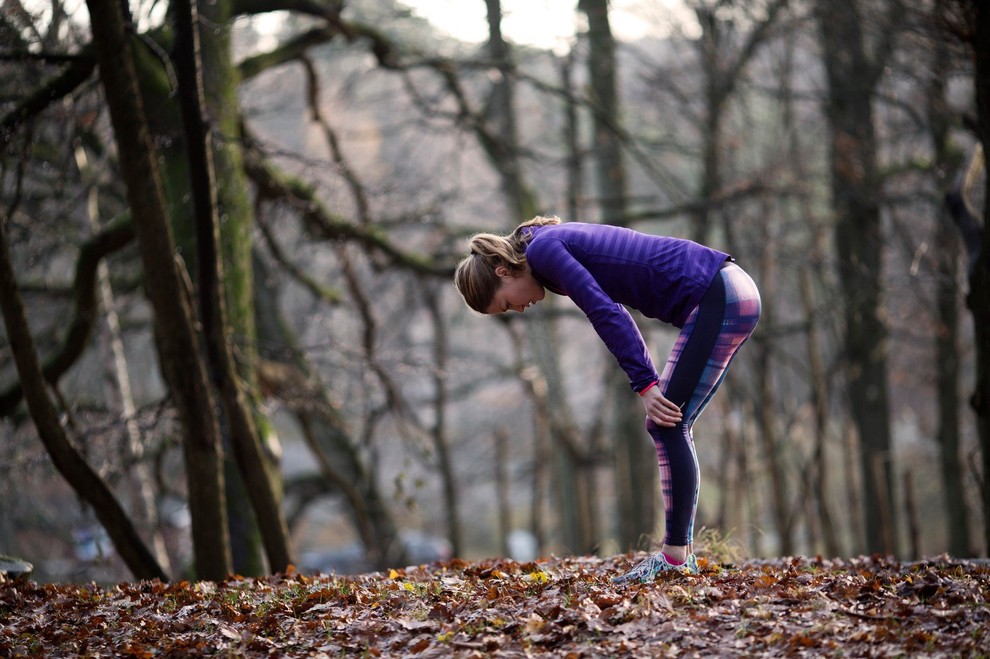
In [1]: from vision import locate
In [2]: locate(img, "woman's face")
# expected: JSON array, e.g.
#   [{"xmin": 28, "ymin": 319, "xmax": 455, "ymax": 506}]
[{"xmin": 484, "ymin": 266, "xmax": 546, "ymax": 314}]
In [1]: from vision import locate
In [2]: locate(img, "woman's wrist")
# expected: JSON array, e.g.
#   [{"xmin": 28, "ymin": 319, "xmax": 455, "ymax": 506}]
[{"xmin": 638, "ymin": 380, "xmax": 659, "ymax": 397}]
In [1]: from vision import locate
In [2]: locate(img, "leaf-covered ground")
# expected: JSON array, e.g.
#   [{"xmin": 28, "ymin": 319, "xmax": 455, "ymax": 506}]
[{"xmin": 2, "ymin": 553, "xmax": 988, "ymax": 657}]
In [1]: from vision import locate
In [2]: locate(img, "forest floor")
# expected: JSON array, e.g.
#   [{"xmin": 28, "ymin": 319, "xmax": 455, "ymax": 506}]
[{"xmin": 1, "ymin": 553, "xmax": 988, "ymax": 657}]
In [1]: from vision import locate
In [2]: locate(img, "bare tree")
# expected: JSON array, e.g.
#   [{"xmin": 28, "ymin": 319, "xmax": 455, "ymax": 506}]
[
  {"xmin": 689, "ymin": 0, "xmax": 789, "ymax": 246},
  {"xmin": 578, "ymin": 0, "xmax": 655, "ymax": 553},
  {"xmin": 74, "ymin": 119, "xmax": 173, "ymax": 575},
  {"xmin": 816, "ymin": 0, "xmax": 902, "ymax": 555},
  {"xmin": 85, "ymin": 0, "xmax": 233, "ymax": 579},
  {"xmin": 964, "ymin": 0, "xmax": 990, "ymax": 557},
  {"xmin": 0, "ymin": 204, "xmax": 167, "ymax": 580},
  {"xmin": 926, "ymin": 20, "xmax": 972, "ymax": 557},
  {"xmin": 173, "ymin": 0, "xmax": 292, "ymax": 573}
]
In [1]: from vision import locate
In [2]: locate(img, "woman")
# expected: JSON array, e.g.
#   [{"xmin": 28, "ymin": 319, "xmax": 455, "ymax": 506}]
[{"xmin": 454, "ymin": 216, "xmax": 761, "ymax": 582}]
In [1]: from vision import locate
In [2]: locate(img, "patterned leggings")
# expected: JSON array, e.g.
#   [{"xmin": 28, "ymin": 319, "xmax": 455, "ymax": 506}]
[{"xmin": 648, "ymin": 262, "xmax": 761, "ymax": 547}]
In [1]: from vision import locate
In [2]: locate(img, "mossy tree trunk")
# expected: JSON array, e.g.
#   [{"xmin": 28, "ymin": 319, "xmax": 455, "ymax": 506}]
[
  {"xmin": 85, "ymin": 0, "xmax": 232, "ymax": 580},
  {"xmin": 173, "ymin": 0, "xmax": 292, "ymax": 574}
]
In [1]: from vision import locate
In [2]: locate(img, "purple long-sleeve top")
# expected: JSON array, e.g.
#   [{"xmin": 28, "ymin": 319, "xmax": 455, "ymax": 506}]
[{"xmin": 523, "ymin": 223, "xmax": 730, "ymax": 392}]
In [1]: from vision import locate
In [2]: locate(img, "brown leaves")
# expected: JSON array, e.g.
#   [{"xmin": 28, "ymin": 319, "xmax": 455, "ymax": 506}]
[{"xmin": 1, "ymin": 554, "xmax": 988, "ymax": 657}]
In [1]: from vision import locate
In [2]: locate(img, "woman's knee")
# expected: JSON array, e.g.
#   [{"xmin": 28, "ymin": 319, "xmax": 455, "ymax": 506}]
[{"xmin": 646, "ymin": 416, "xmax": 690, "ymax": 439}]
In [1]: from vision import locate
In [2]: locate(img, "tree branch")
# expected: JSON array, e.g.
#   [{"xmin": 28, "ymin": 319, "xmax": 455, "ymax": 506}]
[
  {"xmin": 238, "ymin": 26, "xmax": 339, "ymax": 81},
  {"xmin": 232, "ymin": 0, "xmax": 342, "ymax": 19},
  {"xmin": 233, "ymin": 0, "xmax": 400, "ymax": 79},
  {"xmin": 617, "ymin": 179, "xmax": 773, "ymax": 226},
  {"xmin": 241, "ymin": 132, "xmax": 453, "ymax": 277},
  {"xmin": 0, "ymin": 217, "xmax": 135, "ymax": 417},
  {"xmin": 254, "ymin": 200, "xmax": 344, "ymax": 304},
  {"xmin": 0, "ymin": 55, "xmax": 96, "ymax": 142},
  {"xmin": 0, "ymin": 51, "xmax": 94, "ymax": 64}
]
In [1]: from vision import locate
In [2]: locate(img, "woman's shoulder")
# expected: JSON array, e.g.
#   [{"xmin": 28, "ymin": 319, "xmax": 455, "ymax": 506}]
[
  {"xmin": 524, "ymin": 224, "xmax": 570, "ymax": 264},
  {"xmin": 530, "ymin": 222, "xmax": 638, "ymax": 247},
  {"xmin": 528, "ymin": 221, "xmax": 599, "ymax": 240},
  {"xmin": 526, "ymin": 223, "xmax": 621, "ymax": 267}
]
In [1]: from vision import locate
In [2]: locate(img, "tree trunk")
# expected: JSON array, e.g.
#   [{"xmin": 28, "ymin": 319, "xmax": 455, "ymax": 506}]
[
  {"xmin": 424, "ymin": 285, "xmax": 463, "ymax": 557},
  {"xmin": 816, "ymin": 0, "xmax": 897, "ymax": 556},
  {"xmin": 560, "ymin": 51, "xmax": 583, "ymax": 224},
  {"xmin": 689, "ymin": 0, "xmax": 787, "ymax": 244},
  {"xmin": 692, "ymin": 0, "xmax": 726, "ymax": 246},
  {"xmin": 798, "ymin": 245, "xmax": 841, "ymax": 557},
  {"xmin": 928, "ymin": 30, "xmax": 971, "ymax": 557},
  {"xmin": 903, "ymin": 469, "xmax": 920, "ymax": 560},
  {"xmin": 74, "ymin": 141, "xmax": 173, "ymax": 575},
  {"xmin": 494, "ymin": 427, "xmax": 512, "ymax": 557},
  {"xmin": 85, "ymin": 0, "xmax": 232, "ymax": 580},
  {"xmin": 714, "ymin": 388, "xmax": 735, "ymax": 532},
  {"xmin": 480, "ymin": 0, "xmax": 598, "ymax": 553},
  {"xmin": 173, "ymin": 0, "xmax": 292, "ymax": 575},
  {"xmin": 753, "ymin": 218, "xmax": 792, "ymax": 555},
  {"xmin": 204, "ymin": 0, "xmax": 284, "ymax": 576},
  {"xmin": 739, "ymin": 402, "xmax": 761, "ymax": 556},
  {"xmin": 524, "ymin": 321, "xmax": 600, "ymax": 554},
  {"xmin": 579, "ymin": 0, "xmax": 654, "ymax": 553},
  {"xmin": 967, "ymin": 0, "xmax": 990, "ymax": 558},
  {"xmin": 780, "ymin": 25, "xmax": 840, "ymax": 557},
  {"xmin": 610, "ymin": 378, "xmax": 657, "ymax": 551},
  {"xmin": 579, "ymin": 0, "xmax": 627, "ymax": 224},
  {"xmin": 842, "ymin": 419, "xmax": 865, "ymax": 553},
  {"xmin": 484, "ymin": 0, "xmax": 531, "ymax": 221}
]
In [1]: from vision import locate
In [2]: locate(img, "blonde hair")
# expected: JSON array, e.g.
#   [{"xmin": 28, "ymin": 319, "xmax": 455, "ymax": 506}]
[{"xmin": 454, "ymin": 215, "xmax": 561, "ymax": 313}]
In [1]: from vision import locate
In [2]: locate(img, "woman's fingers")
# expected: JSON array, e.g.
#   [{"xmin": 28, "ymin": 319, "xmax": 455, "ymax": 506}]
[
  {"xmin": 657, "ymin": 396, "xmax": 682, "ymax": 421},
  {"xmin": 642, "ymin": 388, "xmax": 682, "ymax": 427},
  {"xmin": 653, "ymin": 408, "xmax": 680, "ymax": 426},
  {"xmin": 651, "ymin": 415, "xmax": 675, "ymax": 428}
]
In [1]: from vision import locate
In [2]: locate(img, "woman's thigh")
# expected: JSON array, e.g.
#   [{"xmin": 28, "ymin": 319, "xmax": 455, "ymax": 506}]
[{"xmin": 658, "ymin": 264, "xmax": 761, "ymax": 424}]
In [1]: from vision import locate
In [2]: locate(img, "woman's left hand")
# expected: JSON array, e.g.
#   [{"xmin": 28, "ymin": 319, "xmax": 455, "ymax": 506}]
[{"xmin": 641, "ymin": 387, "xmax": 683, "ymax": 428}]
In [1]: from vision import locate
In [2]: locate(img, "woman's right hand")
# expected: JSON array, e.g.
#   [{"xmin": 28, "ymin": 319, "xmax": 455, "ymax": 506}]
[{"xmin": 641, "ymin": 386, "xmax": 683, "ymax": 428}]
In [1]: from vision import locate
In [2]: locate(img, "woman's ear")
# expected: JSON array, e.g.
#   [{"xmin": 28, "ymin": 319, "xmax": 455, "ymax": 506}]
[{"xmin": 494, "ymin": 265, "xmax": 511, "ymax": 279}]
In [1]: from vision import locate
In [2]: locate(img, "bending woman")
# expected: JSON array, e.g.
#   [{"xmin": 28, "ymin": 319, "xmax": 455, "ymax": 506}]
[{"xmin": 454, "ymin": 216, "xmax": 761, "ymax": 582}]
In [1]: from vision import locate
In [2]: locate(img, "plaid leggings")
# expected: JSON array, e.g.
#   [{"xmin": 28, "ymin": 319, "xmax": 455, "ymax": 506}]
[{"xmin": 648, "ymin": 262, "xmax": 761, "ymax": 547}]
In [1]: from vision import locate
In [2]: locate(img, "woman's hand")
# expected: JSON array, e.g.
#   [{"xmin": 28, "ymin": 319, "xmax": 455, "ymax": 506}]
[{"xmin": 641, "ymin": 386, "xmax": 683, "ymax": 428}]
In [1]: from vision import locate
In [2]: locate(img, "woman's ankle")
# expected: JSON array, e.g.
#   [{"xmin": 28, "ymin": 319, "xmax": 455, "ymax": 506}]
[{"xmin": 661, "ymin": 544, "xmax": 688, "ymax": 564}]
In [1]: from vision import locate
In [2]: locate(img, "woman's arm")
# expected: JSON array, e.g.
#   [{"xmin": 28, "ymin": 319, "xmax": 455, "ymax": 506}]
[{"xmin": 527, "ymin": 237, "xmax": 659, "ymax": 393}]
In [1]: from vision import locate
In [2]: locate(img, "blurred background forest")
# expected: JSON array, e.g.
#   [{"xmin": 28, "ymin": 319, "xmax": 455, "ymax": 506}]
[{"xmin": 1, "ymin": 0, "xmax": 988, "ymax": 584}]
